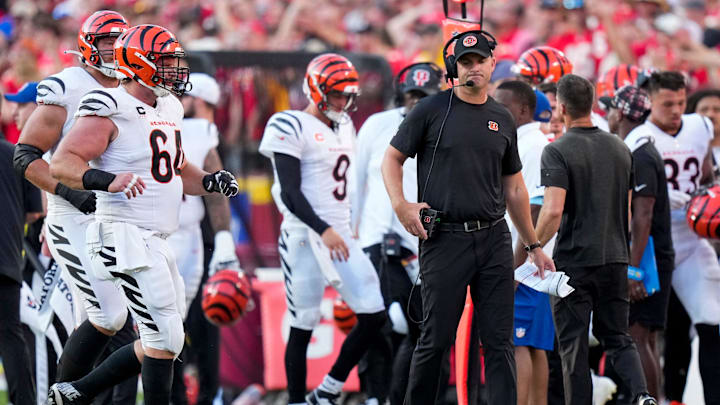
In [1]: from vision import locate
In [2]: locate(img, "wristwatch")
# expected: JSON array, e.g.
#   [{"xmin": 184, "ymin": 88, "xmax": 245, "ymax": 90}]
[{"xmin": 524, "ymin": 241, "xmax": 542, "ymax": 252}]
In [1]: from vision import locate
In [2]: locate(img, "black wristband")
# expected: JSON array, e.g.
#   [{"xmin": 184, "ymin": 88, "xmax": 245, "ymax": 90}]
[
  {"xmin": 524, "ymin": 241, "xmax": 542, "ymax": 252},
  {"xmin": 82, "ymin": 169, "xmax": 116, "ymax": 191},
  {"xmin": 54, "ymin": 182, "xmax": 72, "ymax": 198}
]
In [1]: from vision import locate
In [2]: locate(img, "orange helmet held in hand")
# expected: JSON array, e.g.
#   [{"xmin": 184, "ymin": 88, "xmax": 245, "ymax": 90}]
[
  {"xmin": 71, "ymin": 10, "xmax": 129, "ymax": 78},
  {"xmin": 303, "ymin": 53, "xmax": 360, "ymax": 123},
  {"xmin": 114, "ymin": 25, "xmax": 190, "ymax": 97},
  {"xmin": 513, "ymin": 46, "xmax": 573, "ymax": 85}
]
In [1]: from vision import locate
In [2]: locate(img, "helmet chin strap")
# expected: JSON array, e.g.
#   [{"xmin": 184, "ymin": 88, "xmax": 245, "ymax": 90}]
[
  {"xmin": 137, "ymin": 79, "xmax": 170, "ymax": 97},
  {"xmin": 64, "ymin": 50, "xmax": 118, "ymax": 78}
]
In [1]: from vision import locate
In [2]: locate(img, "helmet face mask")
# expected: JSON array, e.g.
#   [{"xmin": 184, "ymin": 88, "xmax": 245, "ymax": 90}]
[{"xmin": 152, "ymin": 54, "xmax": 191, "ymax": 97}]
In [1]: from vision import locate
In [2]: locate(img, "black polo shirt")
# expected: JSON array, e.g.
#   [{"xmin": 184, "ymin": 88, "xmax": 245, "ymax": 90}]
[
  {"xmin": 540, "ymin": 126, "xmax": 632, "ymax": 268},
  {"xmin": 632, "ymin": 141, "xmax": 674, "ymax": 271},
  {"xmin": 0, "ymin": 139, "xmax": 43, "ymax": 283},
  {"xmin": 390, "ymin": 89, "xmax": 522, "ymax": 222}
]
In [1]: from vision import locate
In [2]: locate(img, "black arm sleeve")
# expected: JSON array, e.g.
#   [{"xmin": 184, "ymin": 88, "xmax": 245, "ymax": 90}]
[{"xmin": 275, "ymin": 153, "xmax": 330, "ymax": 235}]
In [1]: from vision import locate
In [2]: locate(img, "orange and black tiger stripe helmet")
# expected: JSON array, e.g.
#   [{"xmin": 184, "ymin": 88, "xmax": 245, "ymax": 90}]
[
  {"xmin": 513, "ymin": 46, "xmax": 573, "ymax": 85},
  {"xmin": 303, "ymin": 53, "xmax": 360, "ymax": 123},
  {"xmin": 76, "ymin": 10, "xmax": 129, "ymax": 77},
  {"xmin": 596, "ymin": 64, "xmax": 641, "ymax": 99},
  {"xmin": 114, "ymin": 25, "xmax": 190, "ymax": 97}
]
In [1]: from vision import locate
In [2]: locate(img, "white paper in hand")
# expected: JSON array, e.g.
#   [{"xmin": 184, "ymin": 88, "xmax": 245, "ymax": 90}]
[
  {"xmin": 514, "ymin": 262, "xmax": 575, "ymax": 298},
  {"xmin": 307, "ymin": 230, "xmax": 343, "ymax": 289}
]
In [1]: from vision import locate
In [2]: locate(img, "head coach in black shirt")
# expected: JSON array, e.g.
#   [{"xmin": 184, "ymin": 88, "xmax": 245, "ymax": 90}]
[
  {"xmin": 534, "ymin": 74, "xmax": 657, "ymax": 405},
  {"xmin": 382, "ymin": 30, "xmax": 555, "ymax": 405},
  {"xmin": 0, "ymin": 133, "xmax": 43, "ymax": 402}
]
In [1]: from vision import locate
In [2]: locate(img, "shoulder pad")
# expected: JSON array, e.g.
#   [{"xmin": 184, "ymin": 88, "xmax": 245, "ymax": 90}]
[
  {"xmin": 36, "ymin": 76, "xmax": 68, "ymax": 107},
  {"xmin": 75, "ymin": 89, "xmax": 120, "ymax": 118}
]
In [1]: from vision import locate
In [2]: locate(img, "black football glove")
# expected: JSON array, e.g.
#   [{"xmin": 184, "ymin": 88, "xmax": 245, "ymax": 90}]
[
  {"xmin": 202, "ymin": 170, "xmax": 239, "ymax": 197},
  {"xmin": 55, "ymin": 183, "xmax": 97, "ymax": 214}
]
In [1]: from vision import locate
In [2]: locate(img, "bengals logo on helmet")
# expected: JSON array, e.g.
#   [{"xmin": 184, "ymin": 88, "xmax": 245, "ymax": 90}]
[
  {"xmin": 71, "ymin": 10, "xmax": 129, "ymax": 78},
  {"xmin": 303, "ymin": 53, "xmax": 360, "ymax": 124},
  {"xmin": 114, "ymin": 25, "xmax": 190, "ymax": 97},
  {"xmin": 512, "ymin": 46, "xmax": 573, "ymax": 85}
]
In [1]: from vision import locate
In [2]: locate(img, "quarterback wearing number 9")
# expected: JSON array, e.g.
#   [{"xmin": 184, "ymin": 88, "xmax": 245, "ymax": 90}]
[{"xmin": 46, "ymin": 25, "xmax": 238, "ymax": 404}]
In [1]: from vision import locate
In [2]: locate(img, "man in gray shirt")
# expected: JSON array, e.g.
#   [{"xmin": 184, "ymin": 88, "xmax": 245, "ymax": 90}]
[{"xmin": 533, "ymin": 74, "xmax": 656, "ymax": 405}]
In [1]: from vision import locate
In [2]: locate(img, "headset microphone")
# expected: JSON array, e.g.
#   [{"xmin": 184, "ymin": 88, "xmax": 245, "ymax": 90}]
[{"xmin": 452, "ymin": 80, "xmax": 475, "ymax": 88}]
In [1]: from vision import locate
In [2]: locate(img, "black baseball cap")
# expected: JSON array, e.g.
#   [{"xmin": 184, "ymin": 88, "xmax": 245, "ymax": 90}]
[
  {"xmin": 453, "ymin": 31, "xmax": 493, "ymax": 60},
  {"xmin": 401, "ymin": 64, "xmax": 442, "ymax": 96}
]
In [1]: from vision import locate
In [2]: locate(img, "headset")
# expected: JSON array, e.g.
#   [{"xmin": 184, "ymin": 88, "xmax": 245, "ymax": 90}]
[
  {"xmin": 393, "ymin": 62, "xmax": 444, "ymax": 106},
  {"xmin": 442, "ymin": 29, "xmax": 498, "ymax": 81}
]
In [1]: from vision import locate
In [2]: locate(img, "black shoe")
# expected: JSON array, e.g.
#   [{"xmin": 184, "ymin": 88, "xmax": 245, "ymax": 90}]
[
  {"xmin": 306, "ymin": 388, "xmax": 340, "ymax": 405},
  {"xmin": 636, "ymin": 394, "xmax": 658, "ymax": 405},
  {"xmin": 47, "ymin": 382, "xmax": 87, "ymax": 405}
]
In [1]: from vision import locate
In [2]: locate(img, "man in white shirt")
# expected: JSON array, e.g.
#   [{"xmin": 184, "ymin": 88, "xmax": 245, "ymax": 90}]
[
  {"xmin": 494, "ymin": 80, "xmax": 555, "ymax": 405},
  {"xmin": 170, "ymin": 72, "xmax": 241, "ymax": 405},
  {"xmin": 353, "ymin": 62, "xmax": 442, "ymax": 405}
]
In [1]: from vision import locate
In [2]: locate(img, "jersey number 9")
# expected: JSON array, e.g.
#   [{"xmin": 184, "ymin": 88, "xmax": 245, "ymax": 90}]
[{"xmin": 332, "ymin": 154, "xmax": 350, "ymax": 201}]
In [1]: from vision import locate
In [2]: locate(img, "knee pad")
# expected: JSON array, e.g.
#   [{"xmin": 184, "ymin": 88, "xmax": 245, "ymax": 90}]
[
  {"xmin": 289, "ymin": 306, "xmax": 322, "ymax": 331},
  {"xmin": 140, "ymin": 312, "xmax": 185, "ymax": 356},
  {"xmin": 388, "ymin": 302, "xmax": 409, "ymax": 335},
  {"xmin": 104, "ymin": 307, "xmax": 129, "ymax": 333}
]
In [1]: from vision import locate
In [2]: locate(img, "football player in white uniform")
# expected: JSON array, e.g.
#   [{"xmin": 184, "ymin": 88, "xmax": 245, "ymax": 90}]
[
  {"xmin": 169, "ymin": 72, "xmax": 240, "ymax": 405},
  {"xmin": 12, "ymin": 10, "xmax": 136, "ymax": 385},
  {"xmin": 640, "ymin": 71, "xmax": 720, "ymax": 404},
  {"xmin": 45, "ymin": 25, "xmax": 238, "ymax": 405},
  {"xmin": 259, "ymin": 53, "xmax": 387, "ymax": 405}
]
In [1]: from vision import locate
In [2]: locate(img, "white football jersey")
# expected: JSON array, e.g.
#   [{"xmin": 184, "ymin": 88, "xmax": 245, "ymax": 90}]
[
  {"xmin": 37, "ymin": 66, "xmax": 115, "ymax": 216},
  {"xmin": 177, "ymin": 118, "xmax": 219, "ymax": 228},
  {"xmin": 642, "ymin": 113, "xmax": 713, "ymax": 195},
  {"xmin": 259, "ymin": 110, "xmax": 355, "ymax": 231},
  {"xmin": 78, "ymin": 87, "xmax": 186, "ymax": 234},
  {"xmin": 353, "ymin": 107, "xmax": 418, "ymax": 253}
]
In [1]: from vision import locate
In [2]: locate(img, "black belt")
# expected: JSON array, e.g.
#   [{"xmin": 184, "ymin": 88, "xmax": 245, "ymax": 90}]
[{"xmin": 437, "ymin": 217, "xmax": 505, "ymax": 232}]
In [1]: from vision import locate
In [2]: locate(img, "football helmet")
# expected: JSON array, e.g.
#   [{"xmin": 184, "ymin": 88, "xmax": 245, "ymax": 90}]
[
  {"xmin": 114, "ymin": 25, "xmax": 190, "ymax": 97},
  {"xmin": 68, "ymin": 10, "xmax": 129, "ymax": 78},
  {"xmin": 303, "ymin": 53, "xmax": 359, "ymax": 123},
  {"xmin": 687, "ymin": 185, "xmax": 720, "ymax": 239},
  {"xmin": 201, "ymin": 269, "xmax": 253, "ymax": 326},
  {"xmin": 596, "ymin": 64, "xmax": 641, "ymax": 99},
  {"xmin": 332, "ymin": 298, "xmax": 357, "ymax": 335},
  {"xmin": 512, "ymin": 46, "xmax": 573, "ymax": 84}
]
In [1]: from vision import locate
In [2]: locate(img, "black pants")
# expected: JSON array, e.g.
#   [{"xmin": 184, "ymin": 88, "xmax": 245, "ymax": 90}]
[
  {"xmin": 0, "ymin": 275, "xmax": 36, "ymax": 405},
  {"xmin": 552, "ymin": 263, "xmax": 647, "ymax": 405},
  {"xmin": 406, "ymin": 221, "xmax": 516, "ymax": 405},
  {"xmin": 361, "ymin": 244, "xmax": 423, "ymax": 405}
]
